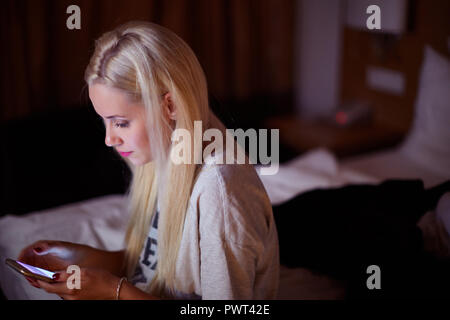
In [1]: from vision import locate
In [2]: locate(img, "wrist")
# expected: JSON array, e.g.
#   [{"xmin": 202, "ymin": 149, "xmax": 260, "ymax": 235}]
[{"xmin": 115, "ymin": 276, "xmax": 127, "ymax": 300}]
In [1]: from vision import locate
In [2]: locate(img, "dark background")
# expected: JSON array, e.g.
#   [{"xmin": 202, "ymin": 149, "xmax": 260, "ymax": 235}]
[{"xmin": 1, "ymin": 0, "xmax": 449, "ymax": 216}]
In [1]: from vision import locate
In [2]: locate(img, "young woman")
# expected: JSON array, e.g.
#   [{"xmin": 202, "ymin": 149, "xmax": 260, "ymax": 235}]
[{"xmin": 17, "ymin": 21, "xmax": 279, "ymax": 300}]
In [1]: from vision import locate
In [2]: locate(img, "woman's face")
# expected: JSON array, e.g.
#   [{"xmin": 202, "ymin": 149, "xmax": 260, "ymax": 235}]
[{"xmin": 89, "ymin": 83, "xmax": 152, "ymax": 166}]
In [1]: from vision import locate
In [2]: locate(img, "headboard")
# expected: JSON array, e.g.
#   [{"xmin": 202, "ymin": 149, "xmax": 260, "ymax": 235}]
[{"xmin": 340, "ymin": 0, "xmax": 450, "ymax": 133}]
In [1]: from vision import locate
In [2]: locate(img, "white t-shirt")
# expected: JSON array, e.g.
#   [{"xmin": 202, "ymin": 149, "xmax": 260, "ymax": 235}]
[{"xmin": 130, "ymin": 156, "xmax": 280, "ymax": 299}]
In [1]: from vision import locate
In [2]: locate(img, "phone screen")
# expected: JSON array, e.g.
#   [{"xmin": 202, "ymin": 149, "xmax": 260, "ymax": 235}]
[{"xmin": 15, "ymin": 261, "xmax": 56, "ymax": 279}]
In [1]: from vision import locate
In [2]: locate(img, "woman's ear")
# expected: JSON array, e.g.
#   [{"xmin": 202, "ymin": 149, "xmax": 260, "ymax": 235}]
[{"xmin": 163, "ymin": 92, "xmax": 176, "ymax": 121}]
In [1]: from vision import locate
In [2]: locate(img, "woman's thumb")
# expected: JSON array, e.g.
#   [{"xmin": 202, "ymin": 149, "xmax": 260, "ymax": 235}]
[{"xmin": 33, "ymin": 242, "xmax": 50, "ymax": 255}]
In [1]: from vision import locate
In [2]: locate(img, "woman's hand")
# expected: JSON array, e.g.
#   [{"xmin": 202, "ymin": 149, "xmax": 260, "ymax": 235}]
[
  {"xmin": 36, "ymin": 267, "xmax": 119, "ymax": 300},
  {"xmin": 18, "ymin": 240, "xmax": 85, "ymax": 270},
  {"xmin": 17, "ymin": 240, "xmax": 125, "ymax": 289},
  {"xmin": 18, "ymin": 240, "xmax": 90, "ymax": 289}
]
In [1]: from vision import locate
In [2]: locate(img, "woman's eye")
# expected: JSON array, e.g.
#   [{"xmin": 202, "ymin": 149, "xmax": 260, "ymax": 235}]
[{"xmin": 115, "ymin": 122, "xmax": 129, "ymax": 128}]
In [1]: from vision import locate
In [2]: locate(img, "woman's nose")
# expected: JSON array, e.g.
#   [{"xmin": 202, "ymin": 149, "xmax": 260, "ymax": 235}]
[{"xmin": 105, "ymin": 126, "xmax": 122, "ymax": 147}]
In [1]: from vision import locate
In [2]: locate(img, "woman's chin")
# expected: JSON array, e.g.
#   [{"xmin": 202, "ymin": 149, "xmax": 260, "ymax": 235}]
[{"xmin": 131, "ymin": 157, "xmax": 152, "ymax": 166}]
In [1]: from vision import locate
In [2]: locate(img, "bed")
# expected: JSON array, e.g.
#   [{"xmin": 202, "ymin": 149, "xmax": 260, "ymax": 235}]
[
  {"xmin": 1, "ymin": 45, "xmax": 449, "ymax": 300},
  {"xmin": 0, "ymin": 148, "xmax": 382, "ymax": 300}
]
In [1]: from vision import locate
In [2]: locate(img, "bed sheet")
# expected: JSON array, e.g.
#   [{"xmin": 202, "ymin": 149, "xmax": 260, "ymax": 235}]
[
  {"xmin": 340, "ymin": 146, "xmax": 449, "ymax": 188},
  {"xmin": 258, "ymin": 148, "xmax": 380, "ymax": 206}
]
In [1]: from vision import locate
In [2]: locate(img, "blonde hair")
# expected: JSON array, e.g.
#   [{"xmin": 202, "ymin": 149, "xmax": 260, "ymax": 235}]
[{"xmin": 84, "ymin": 21, "xmax": 211, "ymax": 297}]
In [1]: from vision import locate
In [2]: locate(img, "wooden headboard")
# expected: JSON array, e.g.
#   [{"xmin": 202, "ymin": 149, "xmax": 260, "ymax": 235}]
[{"xmin": 339, "ymin": 0, "xmax": 450, "ymax": 134}]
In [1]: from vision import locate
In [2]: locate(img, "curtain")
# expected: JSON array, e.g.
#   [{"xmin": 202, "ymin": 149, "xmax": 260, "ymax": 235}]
[{"xmin": 0, "ymin": 0, "xmax": 295, "ymax": 123}]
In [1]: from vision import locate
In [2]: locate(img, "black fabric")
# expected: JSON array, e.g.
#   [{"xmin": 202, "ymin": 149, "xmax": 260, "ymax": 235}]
[
  {"xmin": 0, "ymin": 106, "xmax": 132, "ymax": 217},
  {"xmin": 273, "ymin": 179, "xmax": 450, "ymax": 299}
]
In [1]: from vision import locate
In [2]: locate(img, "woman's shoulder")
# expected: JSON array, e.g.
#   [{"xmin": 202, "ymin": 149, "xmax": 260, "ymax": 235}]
[
  {"xmin": 192, "ymin": 161, "xmax": 267, "ymax": 202},
  {"xmin": 190, "ymin": 161, "xmax": 274, "ymax": 243}
]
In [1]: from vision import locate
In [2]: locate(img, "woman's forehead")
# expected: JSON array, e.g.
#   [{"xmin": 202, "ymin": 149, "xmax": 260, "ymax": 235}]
[{"xmin": 89, "ymin": 83, "xmax": 142, "ymax": 118}]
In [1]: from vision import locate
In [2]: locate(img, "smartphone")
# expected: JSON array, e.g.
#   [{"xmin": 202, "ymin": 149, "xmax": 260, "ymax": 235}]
[{"xmin": 5, "ymin": 258, "xmax": 56, "ymax": 283}]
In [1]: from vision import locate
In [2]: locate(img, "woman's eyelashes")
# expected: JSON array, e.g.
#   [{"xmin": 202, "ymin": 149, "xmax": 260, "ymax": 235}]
[
  {"xmin": 97, "ymin": 116, "xmax": 129, "ymax": 128},
  {"xmin": 114, "ymin": 121, "xmax": 129, "ymax": 128}
]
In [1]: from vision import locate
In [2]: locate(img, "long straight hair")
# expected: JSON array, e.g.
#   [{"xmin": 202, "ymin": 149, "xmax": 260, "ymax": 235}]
[{"xmin": 84, "ymin": 21, "xmax": 211, "ymax": 297}]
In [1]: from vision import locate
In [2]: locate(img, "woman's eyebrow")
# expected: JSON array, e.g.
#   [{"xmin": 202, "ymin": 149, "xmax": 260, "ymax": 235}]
[{"xmin": 105, "ymin": 115, "xmax": 127, "ymax": 119}]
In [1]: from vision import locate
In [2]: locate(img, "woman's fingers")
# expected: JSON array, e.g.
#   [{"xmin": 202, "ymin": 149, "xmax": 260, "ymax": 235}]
[
  {"xmin": 36, "ymin": 271, "xmax": 74, "ymax": 296},
  {"xmin": 17, "ymin": 240, "xmax": 71, "ymax": 272},
  {"xmin": 17, "ymin": 249, "xmax": 27, "ymax": 262},
  {"xmin": 25, "ymin": 276, "xmax": 40, "ymax": 288},
  {"xmin": 36, "ymin": 280, "xmax": 66, "ymax": 295},
  {"xmin": 18, "ymin": 240, "xmax": 52, "ymax": 263},
  {"xmin": 31, "ymin": 241, "xmax": 52, "ymax": 255},
  {"xmin": 18, "ymin": 246, "xmax": 35, "ymax": 264},
  {"xmin": 52, "ymin": 270, "xmax": 70, "ymax": 282}
]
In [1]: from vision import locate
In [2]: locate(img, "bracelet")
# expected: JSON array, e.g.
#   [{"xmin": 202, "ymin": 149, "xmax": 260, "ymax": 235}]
[{"xmin": 116, "ymin": 277, "xmax": 127, "ymax": 300}]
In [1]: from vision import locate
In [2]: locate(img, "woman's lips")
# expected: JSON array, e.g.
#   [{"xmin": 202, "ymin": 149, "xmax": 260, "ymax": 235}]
[{"xmin": 118, "ymin": 151, "xmax": 133, "ymax": 157}]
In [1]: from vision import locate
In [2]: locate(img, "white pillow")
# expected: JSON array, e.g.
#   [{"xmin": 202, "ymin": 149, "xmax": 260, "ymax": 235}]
[{"xmin": 401, "ymin": 45, "xmax": 450, "ymax": 177}]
